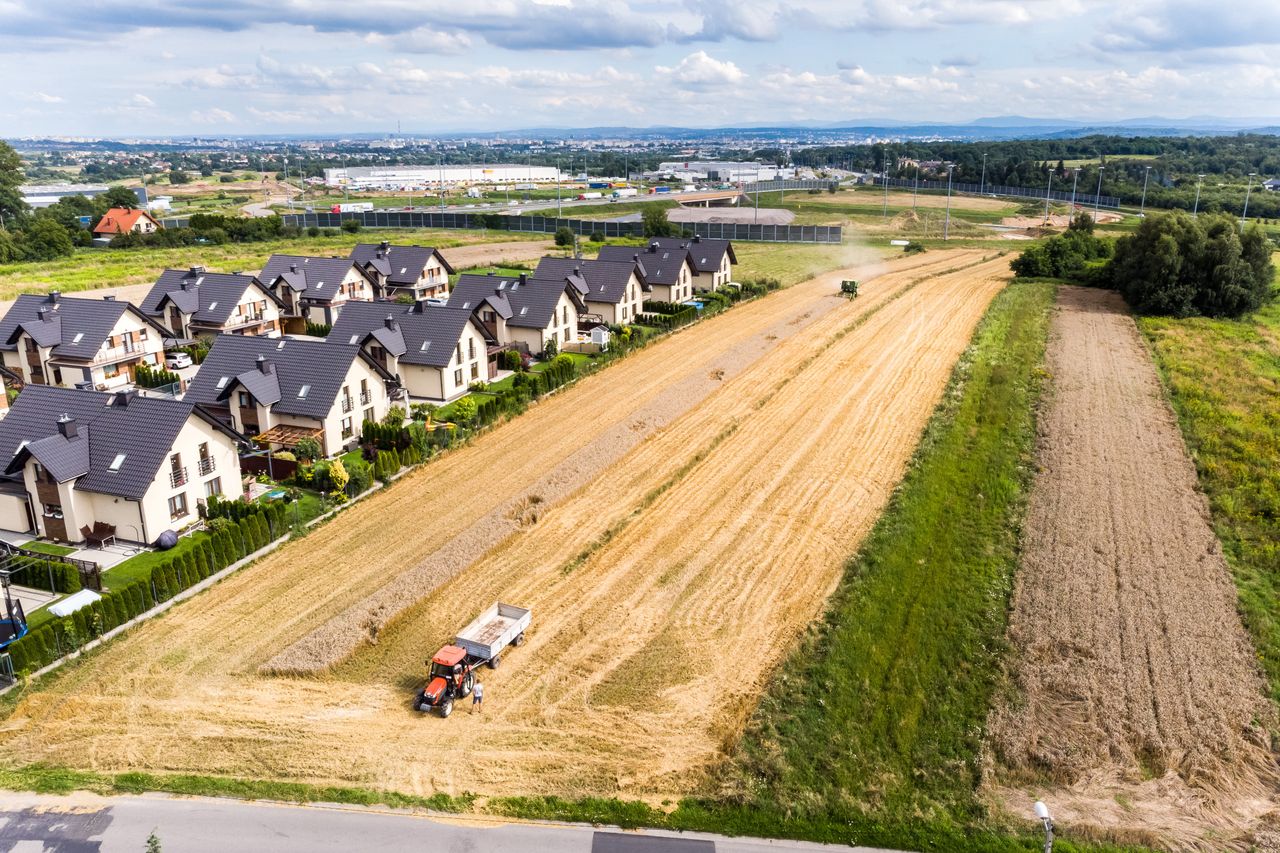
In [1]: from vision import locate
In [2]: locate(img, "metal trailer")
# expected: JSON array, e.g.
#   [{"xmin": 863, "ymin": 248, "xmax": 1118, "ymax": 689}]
[{"xmin": 454, "ymin": 602, "xmax": 531, "ymax": 667}]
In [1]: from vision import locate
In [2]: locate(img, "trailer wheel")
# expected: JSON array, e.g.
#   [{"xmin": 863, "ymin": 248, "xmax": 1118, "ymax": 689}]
[
  {"xmin": 513, "ymin": 632, "xmax": 525, "ymax": 647},
  {"xmin": 440, "ymin": 698, "xmax": 454, "ymax": 718},
  {"xmin": 488, "ymin": 654, "xmax": 501, "ymax": 670}
]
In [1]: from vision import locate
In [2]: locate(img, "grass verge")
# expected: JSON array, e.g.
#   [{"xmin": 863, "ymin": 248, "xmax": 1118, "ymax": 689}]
[
  {"xmin": 1137, "ymin": 280, "xmax": 1280, "ymax": 703},
  {"xmin": 0, "ymin": 764, "xmax": 472, "ymax": 812}
]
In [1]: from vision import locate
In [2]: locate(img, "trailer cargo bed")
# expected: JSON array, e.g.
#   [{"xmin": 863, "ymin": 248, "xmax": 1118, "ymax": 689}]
[{"xmin": 454, "ymin": 602, "xmax": 530, "ymax": 662}]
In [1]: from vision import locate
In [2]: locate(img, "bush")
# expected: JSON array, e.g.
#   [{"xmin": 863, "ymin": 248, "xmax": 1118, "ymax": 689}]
[
  {"xmin": 341, "ymin": 218, "xmax": 362, "ymax": 233},
  {"xmin": 407, "ymin": 421, "xmax": 430, "ymax": 456},
  {"xmin": 554, "ymin": 227, "xmax": 574, "ymax": 247},
  {"xmin": 306, "ymin": 225, "xmax": 321, "ymax": 237},
  {"xmin": 135, "ymin": 360, "xmax": 180, "ymax": 389},
  {"xmin": 589, "ymin": 231, "xmax": 606, "ymax": 243},
  {"xmin": 904, "ymin": 241, "xmax": 926, "ymax": 255},
  {"xmin": 1104, "ymin": 211, "xmax": 1275, "ymax": 318},
  {"xmin": 304, "ymin": 322, "xmax": 331, "ymax": 338},
  {"xmin": 293, "ymin": 437, "xmax": 322, "ymax": 461},
  {"xmin": 451, "ymin": 396, "xmax": 478, "ymax": 424},
  {"xmin": 382, "ymin": 405, "xmax": 406, "ymax": 426},
  {"xmin": 500, "ymin": 349, "xmax": 523, "ymax": 371},
  {"xmin": 542, "ymin": 337, "xmax": 558, "ymax": 359},
  {"xmin": 345, "ymin": 456, "xmax": 373, "ymax": 496}
]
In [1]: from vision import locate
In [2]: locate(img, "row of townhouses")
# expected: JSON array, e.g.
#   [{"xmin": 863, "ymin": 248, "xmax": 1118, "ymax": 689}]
[{"xmin": 0, "ymin": 236, "xmax": 735, "ymax": 546}]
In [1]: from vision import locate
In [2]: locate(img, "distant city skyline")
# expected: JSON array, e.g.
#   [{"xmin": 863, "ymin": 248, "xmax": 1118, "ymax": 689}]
[{"xmin": 2, "ymin": 0, "xmax": 1278, "ymax": 136}]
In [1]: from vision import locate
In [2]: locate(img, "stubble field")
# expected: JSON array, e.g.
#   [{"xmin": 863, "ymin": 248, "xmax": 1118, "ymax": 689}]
[{"xmin": 0, "ymin": 248, "xmax": 1009, "ymax": 803}]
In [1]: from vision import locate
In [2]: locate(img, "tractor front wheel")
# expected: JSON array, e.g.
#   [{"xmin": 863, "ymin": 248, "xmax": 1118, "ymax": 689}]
[{"xmin": 440, "ymin": 698, "xmax": 454, "ymax": 718}]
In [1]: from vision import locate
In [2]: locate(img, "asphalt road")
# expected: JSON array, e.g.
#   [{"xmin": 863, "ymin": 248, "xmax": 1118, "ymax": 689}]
[{"xmin": 0, "ymin": 792, "xmax": 897, "ymax": 853}]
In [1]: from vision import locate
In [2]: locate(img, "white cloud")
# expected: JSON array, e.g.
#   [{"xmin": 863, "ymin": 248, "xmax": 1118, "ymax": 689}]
[
  {"xmin": 656, "ymin": 51, "xmax": 745, "ymax": 88},
  {"xmin": 32, "ymin": 91, "xmax": 62, "ymax": 103},
  {"xmin": 190, "ymin": 107, "xmax": 236, "ymax": 123}
]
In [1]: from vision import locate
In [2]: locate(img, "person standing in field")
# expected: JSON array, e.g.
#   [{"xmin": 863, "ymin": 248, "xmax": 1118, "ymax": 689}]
[{"xmin": 472, "ymin": 680, "xmax": 484, "ymax": 714}]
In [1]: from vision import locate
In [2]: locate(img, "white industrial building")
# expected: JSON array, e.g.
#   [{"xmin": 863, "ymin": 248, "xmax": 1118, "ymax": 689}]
[
  {"xmin": 651, "ymin": 161, "xmax": 796, "ymax": 183},
  {"xmin": 323, "ymin": 164, "xmax": 561, "ymax": 190}
]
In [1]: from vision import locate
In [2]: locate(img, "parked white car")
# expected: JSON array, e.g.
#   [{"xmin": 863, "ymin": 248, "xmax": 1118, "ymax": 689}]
[{"xmin": 165, "ymin": 352, "xmax": 193, "ymax": 369}]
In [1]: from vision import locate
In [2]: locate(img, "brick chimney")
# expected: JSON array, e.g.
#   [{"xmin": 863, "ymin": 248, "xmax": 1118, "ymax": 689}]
[
  {"xmin": 48, "ymin": 291, "xmax": 61, "ymax": 305},
  {"xmin": 57, "ymin": 413, "xmax": 78, "ymax": 439},
  {"xmin": 112, "ymin": 389, "xmax": 136, "ymax": 407},
  {"xmin": 256, "ymin": 354, "xmax": 274, "ymax": 374},
  {"xmin": 385, "ymin": 314, "xmax": 399, "ymax": 332}
]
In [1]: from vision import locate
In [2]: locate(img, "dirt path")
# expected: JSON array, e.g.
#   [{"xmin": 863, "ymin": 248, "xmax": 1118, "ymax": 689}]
[
  {"xmin": 0, "ymin": 249, "xmax": 1006, "ymax": 802},
  {"xmin": 986, "ymin": 287, "xmax": 1278, "ymax": 850}
]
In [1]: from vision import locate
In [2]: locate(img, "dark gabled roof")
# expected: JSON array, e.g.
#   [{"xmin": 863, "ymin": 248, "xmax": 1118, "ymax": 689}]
[
  {"xmin": 533, "ymin": 257, "xmax": 646, "ymax": 305},
  {"xmin": 0, "ymin": 293, "xmax": 168, "ymax": 359},
  {"xmin": 327, "ymin": 300, "xmax": 486, "ymax": 369},
  {"xmin": 649, "ymin": 236, "xmax": 736, "ymax": 274},
  {"xmin": 258, "ymin": 255, "xmax": 371, "ymax": 305},
  {"xmin": 349, "ymin": 243, "xmax": 454, "ymax": 286},
  {"xmin": 142, "ymin": 268, "xmax": 282, "ymax": 327},
  {"xmin": 0, "ymin": 384, "xmax": 240, "ymax": 501},
  {"xmin": 597, "ymin": 244, "xmax": 696, "ymax": 287},
  {"xmin": 451, "ymin": 273, "xmax": 583, "ymax": 330},
  {"xmin": 184, "ymin": 334, "xmax": 390, "ymax": 419}
]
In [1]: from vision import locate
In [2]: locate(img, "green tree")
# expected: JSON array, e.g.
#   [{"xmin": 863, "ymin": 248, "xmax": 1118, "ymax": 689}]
[
  {"xmin": 553, "ymin": 226, "xmax": 574, "ymax": 247},
  {"xmin": 451, "ymin": 396, "xmax": 477, "ymax": 424},
  {"xmin": 327, "ymin": 458, "xmax": 350, "ymax": 494},
  {"xmin": 641, "ymin": 204, "xmax": 675, "ymax": 238},
  {"xmin": 293, "ymin": 437, "xmax": 322, "ymax": 461},
  {"xmin": 340, "ymin": 218, "xmax": 362, "ymax": 233},
  {"xmin": 0, "ymin": 229, "xmax": 18, "ymax": 263},
  {"xmin": 18, "ymin": 218, "xmax": 74, "ymax": 261},
  {"xmin": 100, "ymin": 186, "xmax": 140, "ymax": 210},
  {"xmin": 0, "ymin": 141, "xmax": 28, "ymax": 226},
  {"xmin": 168, "ymin": 170, "xmax": 192, "ymax": 185}
]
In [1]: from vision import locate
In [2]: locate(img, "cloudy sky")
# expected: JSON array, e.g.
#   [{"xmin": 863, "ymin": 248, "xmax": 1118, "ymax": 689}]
[{"xmin": 2, "ymin": 0, "xmax": 1278, "ymax": 136}]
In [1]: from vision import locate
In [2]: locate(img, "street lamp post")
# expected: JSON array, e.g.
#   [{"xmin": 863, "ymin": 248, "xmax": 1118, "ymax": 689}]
[
  {"xmin": 943, "ymin": 164, "xmax": 956, "ymax": 241},
  {"xmin": 1139, "ymin": 165, "xmax": 1151, "ymax": 216},
  {"xmin": 1043, "ymin": 170, "xmax": 1055, "ymax": 223},
  {"xmin": 1241, "ymin": 172, "xmax": 1257, "ymax": 233},
  {"xmin": 1034, "ymin": 802, "xmax": 1054, "ymax": 853},
  {"xmin": 1069, "ymin": 167, "xmax": 1081, "ymax": 210},
  {"xmin": 556, "ymin": 159, "xmax": 562, "ymax": 218},
  {"xmin": 1193, "ymin": 174, "xmax": 1205, "ymax": 217},
  {"xmin": 1093, "ymin": 166, "xmax": 1105, "ymax": 221},
  {"xmin": 979, "ymin": 152, "xmax": 988, "ymax": 197},
  {"xmin": 754, "ymin": 166, "xmax": 760, "ymax": 224},
  {"xmin": 882, "ymin": 146, "xmax": 890, "ymax": 220}
]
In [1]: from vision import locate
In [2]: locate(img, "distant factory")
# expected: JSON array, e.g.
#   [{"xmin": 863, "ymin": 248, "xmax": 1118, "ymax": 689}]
[
  {"xmin": 323, "ymin": 164, "xmax": 561, "ymax": 190},
  {"xmin": 650, "ymin": 161, "xmax": 796, "ymax": 183}
]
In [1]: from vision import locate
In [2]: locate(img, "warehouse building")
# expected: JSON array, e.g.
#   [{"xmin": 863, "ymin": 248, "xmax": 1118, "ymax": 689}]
[{"xmin": 323, "ymin": 164, "xmax": 561, "ymax": 190}]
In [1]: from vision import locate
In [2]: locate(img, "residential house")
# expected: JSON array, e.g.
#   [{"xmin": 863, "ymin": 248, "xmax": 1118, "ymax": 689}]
[
  {"xmin": 0, "ymin": 385, "xmax": 243, "ymax": 544},
  {"xmin": 597, "ymin": 243, "xmax": 697, "ymax": 304},
  {"xmin": 93, "ymin": 208, "xmax": 162, "ymax": 237},
  {"xmin": 350, "ymin": 242, "xmax": 454, "ymax": 301},
  {"xmin": 183, "ymin": 335, "xmax": 394, "ymax": 457},
  {"xmin": 1263, "ymin": 178, "xmax": 1280, "ymax": 192},
  {"xmin": 649, "ymin": 235, "xmax": 737, "ymax": 290},
  {"xmin": 140, "ymin": 267, "xmax": 284, "ymax": 340},
  {"xmin": 450, "ymin": 272, "xmax": 586, "ymax": 356},
  {"xmin": 533, "ymin": 257, "xmax": 647, "ymax": 326},
  {"xmin": 0, "ymin": 292, "xmax": 168, "ymax": 391},
  {"xmin": 327, "ymin": 300, "xmax": 492, "ymax": 402},
  {"xmin": 257, "ymin": 255, "xmax": 377, "ymax": 327}
]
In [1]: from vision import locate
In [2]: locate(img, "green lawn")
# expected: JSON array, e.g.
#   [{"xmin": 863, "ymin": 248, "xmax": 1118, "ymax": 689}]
[
  {"xmin": 0, "ymin": 229, "xmax": 545, "ymax": 301},
  {"xmin": 17, "ymin": 541, "xmax": 75, "ymax": 557},
  {"xmin": 1137, "ymin": 264, "xmax": 1280, "ymax": 702}
]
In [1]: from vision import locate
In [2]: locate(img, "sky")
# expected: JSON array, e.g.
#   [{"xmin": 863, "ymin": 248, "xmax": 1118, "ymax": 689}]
[{"xmin": 1, "ymin": 0, "xmax": 1279, "ymax": 137}]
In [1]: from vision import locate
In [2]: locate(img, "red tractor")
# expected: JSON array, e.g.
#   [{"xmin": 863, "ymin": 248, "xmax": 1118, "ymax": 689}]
[{"xmin": 415, "ymin": 645, "xmax": 478, "ymax": 717}]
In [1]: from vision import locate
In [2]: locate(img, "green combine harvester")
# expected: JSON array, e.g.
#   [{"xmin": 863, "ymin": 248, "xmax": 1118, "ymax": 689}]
[{"xmin": 840, "ymin": 279, "xmax": 859, "ymax": 298}]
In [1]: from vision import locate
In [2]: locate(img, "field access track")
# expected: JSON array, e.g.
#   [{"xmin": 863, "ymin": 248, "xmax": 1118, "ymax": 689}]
[{"xmin": 0, "ymin": 249, "xmax": 1008, "ymax": 802}]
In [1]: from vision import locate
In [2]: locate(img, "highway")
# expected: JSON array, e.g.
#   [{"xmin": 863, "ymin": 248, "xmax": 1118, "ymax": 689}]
[{"xmin": 0, "ymin": 792, "xmax": 900, "ymax": 852}]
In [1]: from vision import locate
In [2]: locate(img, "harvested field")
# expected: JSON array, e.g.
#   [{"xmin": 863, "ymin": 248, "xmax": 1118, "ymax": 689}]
[
  {"xmin": 0, "ymin": 249, "xmax": 1007, "ymax": 802},
  {"xmin": 986, "ymin": 286, "xmax": 1279, "ymax": 850}
]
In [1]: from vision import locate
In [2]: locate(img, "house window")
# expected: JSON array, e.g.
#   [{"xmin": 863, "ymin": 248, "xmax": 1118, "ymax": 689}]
[
  {"xmin": 168, "ymin": 493, "xmax": 188, "ymax": 520},
  {"xmin": 238, "ymin": 391, "xmax": 250, "ymax": 407},
  {"xmin": 562, "ymin": 305, "xmax": 568, "ymax": 325},
  {"xmin": 204, "ymin": 478, "xmax": 222, "ymax": 498},
  {"xmin": 469, "ymin": 339, "xmax": 476, "ymax": 359},
  {"xmin": 363, "ymin": 408, "xmax": 373, "ymax": 424},
  {"xmin": 43, "ymin": 503, "xmax": 62, "ymax": 518},
  {"xmin": 454, "ymin": 368, "xmax": 463, "ymax": 385},
  {"xmin": 456, "ymin": 343, "xmax": 462, "ymax": 363},
  {"xmin": 341, "ymin": 417, "xmax": 353, "ymax": 439},
  {"xmin": 470, "ymin": 363, "xmax": 479, "ymax": 381}
]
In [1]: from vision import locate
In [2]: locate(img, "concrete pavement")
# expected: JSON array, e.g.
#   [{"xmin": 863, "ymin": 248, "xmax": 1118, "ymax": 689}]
[{"xmin": 0, "ymin": 792, "xmax": 898, "ymax": 853}]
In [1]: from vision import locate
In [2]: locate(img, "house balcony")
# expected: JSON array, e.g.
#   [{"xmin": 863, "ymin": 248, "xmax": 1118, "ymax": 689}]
[
  {"xmin": 197, "ymin": 457, "xmax": 216, "ymax": 476},
  {"xmin": 92, "ymin": 342, "xmax": 151, "ymax": 366},
  {"xmin": 341, "ymin": 397, "xmax": 354, "ymax": 413},
  {"xmin": 169, "ymin": 466, "xmax": 189, "ymax": 488},
  {"xmin": 221, "ymin": 313, "xmax": 273, "ymax": 332},
  {"xmin": 359, "ymin": 390, "xmax": 371, "ymax": 406}
]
